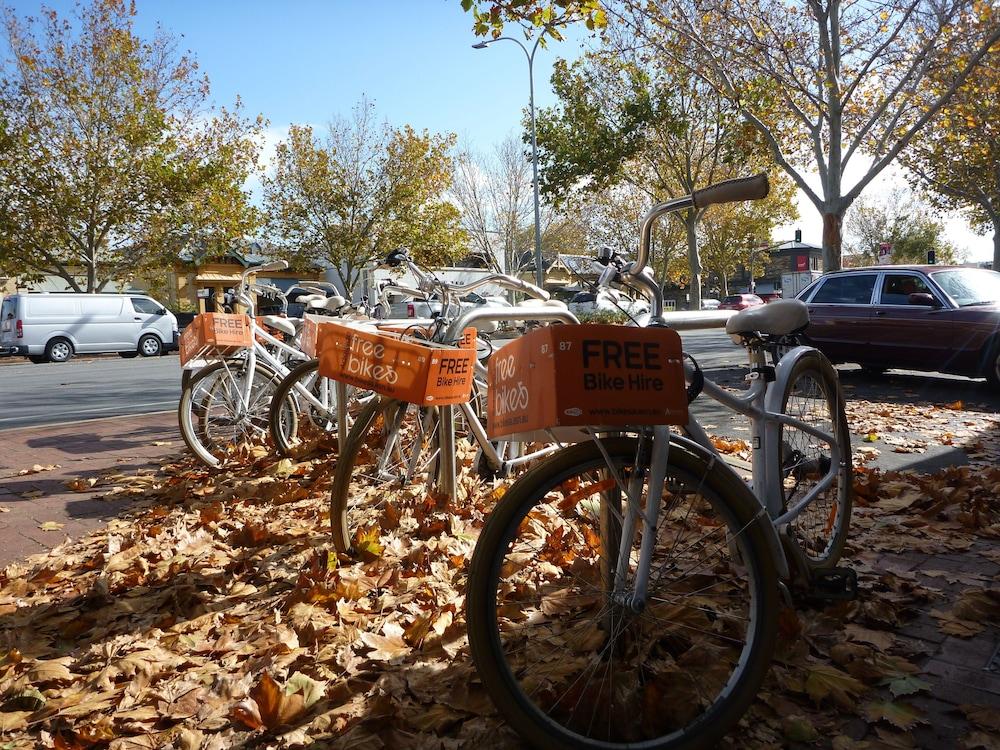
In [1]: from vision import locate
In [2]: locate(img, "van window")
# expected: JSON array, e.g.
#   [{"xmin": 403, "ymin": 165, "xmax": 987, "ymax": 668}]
[
  {"xmin": 27, "ymin": 297, "xmax": 77, "ymax": 316},
  {"xmin": 1, "ymin": 297, "xmax": 14, "ymax": 321},
  {"xmin": 131, "ymin": 297, "xmax": 162, "ymax": 314}
]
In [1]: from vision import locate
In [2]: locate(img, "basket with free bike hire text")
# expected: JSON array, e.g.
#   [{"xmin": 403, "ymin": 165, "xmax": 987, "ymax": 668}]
[
  {"xmin": 317, "ymin": 321, "xmax": 477, "ymax": 406},
  {"xmin": 487, "ymin": 324, "xmax": 689, "ymax": 443},
  {"xmin": 178, "ymin": 313, "xmax": 253, "ymax": 365}
]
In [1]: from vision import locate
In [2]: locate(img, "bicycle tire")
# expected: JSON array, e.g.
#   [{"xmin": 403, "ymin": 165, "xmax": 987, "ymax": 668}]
[
  {"xmin": 467, "ymin": 435, "xmax": 779, "ymax": 750},
  {"xmin": 268, "ymin": 358, "xmax": 342, "ymax": 458},
  {"xmin": 329, "ymin": 397, "xmax": 442, "ymax": 553},
  {"xmin": 178, "ymin": 359, "xmax": 283, "ymax": 467},
  {"xmin": 777, "ymin": 350, "xmax": 852, "ymax": 569}
]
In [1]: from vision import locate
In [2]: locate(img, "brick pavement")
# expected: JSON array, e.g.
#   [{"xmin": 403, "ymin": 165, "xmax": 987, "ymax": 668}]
[
  {"xmin": 853, "ymin": 543, "xmax": 1000, "ymax": 746},
  {"xmin": 0, "ymin": 411, "xmax": 179, "ymax": 566}
]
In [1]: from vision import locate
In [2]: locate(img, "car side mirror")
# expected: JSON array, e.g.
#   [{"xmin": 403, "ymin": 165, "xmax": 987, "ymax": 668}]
[
  {"xmin": 157, "ymin": 307, "xmax": 167, "ymax": 315},
  {"xmin": 908, "ymin": 292, "xmax": 939, "ymax": 307}
]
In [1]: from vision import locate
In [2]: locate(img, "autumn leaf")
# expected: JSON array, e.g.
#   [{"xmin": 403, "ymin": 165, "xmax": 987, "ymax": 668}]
[
  {"xmin": 38, "ymin": 521, "xmax": 65, "ymax": 532},
  {"xmin": 244, "ymin": 672, "xmax": 306, "ymax": 729},
  {"xmin": 285, "ymin": 671, "xmax": 327, "ymax": 709},
  {"xmin": 805, "ymin": 665, "xmax": 866, "ymax": 708},
  {"xmin": 353, "ymin": 525, "xmax": 383, "ymax": 561},
  {"xmin": 360, "ymin": 626, "xmax": 410, "ymax": 661},
  {"xmin": 782, "ymin": 714, "xmax": 819, "ymax": 741},
  {"xmin": 884, "ymin": 675, "xmax": 931, "ymax": 698},
  {"xmin": 64, "ymin": 477, "xmax": 97, "ymax": 492},
  {"xmin": 864, "ymin": 700, "xmax": 925, "ymax": 730}
]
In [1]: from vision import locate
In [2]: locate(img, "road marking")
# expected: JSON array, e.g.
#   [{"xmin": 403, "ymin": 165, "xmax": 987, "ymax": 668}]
[{"xmin": 0, "ymin": 402, "xmax": 177, "ymax": 428}]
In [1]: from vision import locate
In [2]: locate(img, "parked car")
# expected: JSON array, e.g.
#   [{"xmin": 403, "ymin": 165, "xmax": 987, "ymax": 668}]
[
  {"xmin": 718, "ymin": 293, "xmax": 765, "ymax": 311},
  {"xmin": 758, "ymin": 292, "xmax": 783, "ymax": 303},
  {"xmin": 568, "ymin": 289, "xmax": 650, "ymax": 317},
  {"xmin": 0, "ymin": 292, "xmax": 178, "ymax": 362},
  {"xmin": 795, "ymin": 265, "xmax": 1000, "ymax": 386},
  {"xmin": 701, "ymin": 298, "xmax": 721, "ymax": 310}
]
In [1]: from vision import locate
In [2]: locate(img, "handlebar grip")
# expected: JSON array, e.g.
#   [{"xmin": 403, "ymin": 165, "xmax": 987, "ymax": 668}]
[{"xmin": 691, "ymin": 173, "xmax": 769, "ymax": 209}]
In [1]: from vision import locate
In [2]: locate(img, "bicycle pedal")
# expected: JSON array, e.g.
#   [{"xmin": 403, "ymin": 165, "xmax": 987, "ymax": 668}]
[{"xmin": 805, "ymin": 567, "xmax": 858, "ymax": 602}]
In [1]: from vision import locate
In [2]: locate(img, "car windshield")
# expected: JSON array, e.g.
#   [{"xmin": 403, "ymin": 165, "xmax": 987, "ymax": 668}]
[
  {"xmin": 930, "ymin": 269, "xmax": 1000, "ymax": 306},
  {"xmin": 722, "ymin": 296, "xmax": 742, "ymax": 304}
]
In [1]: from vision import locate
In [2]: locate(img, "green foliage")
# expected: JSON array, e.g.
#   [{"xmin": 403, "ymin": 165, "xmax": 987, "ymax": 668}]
[
  {"xmin": 0, "ymin": 0, "xmax": 262, "ymax": 292},
  {"xmin": 845, "ymin": 189, "xmax": 962, "ymax": 267},
  {"xmin": 576, "ymin": 308, "xmax": 629, "ymax": 324},
  {"xmin": 263, "ymin": 101, "xmax": 466, "ymax": 295}
]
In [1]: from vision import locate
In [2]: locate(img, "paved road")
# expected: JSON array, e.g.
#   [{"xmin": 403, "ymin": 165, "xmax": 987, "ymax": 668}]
[
  {"xmin": 2, "ymin": 330, "xmax": 998, "ymax": 439},
  {"xmin": 0, "ymin": 355, "xmax": 182, "ymax": 430}
]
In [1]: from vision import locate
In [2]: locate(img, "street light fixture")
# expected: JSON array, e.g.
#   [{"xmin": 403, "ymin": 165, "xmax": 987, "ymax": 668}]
[{"xmin": 472, "ymin": 33, "xmax": 547, "ymax": 289}]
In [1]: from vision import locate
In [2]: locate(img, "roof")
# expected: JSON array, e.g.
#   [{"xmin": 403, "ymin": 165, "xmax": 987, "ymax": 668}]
[
  {"xmin": 553, "ymin": 254, "xmax": 605, "ymax": 277},
  {"xmin": 823, "ymin": 264, "xmax": 973, "ymax": 274},
  {"xmin": 769, "ymin": 240, "xmax": 822, "ymax": 254}
]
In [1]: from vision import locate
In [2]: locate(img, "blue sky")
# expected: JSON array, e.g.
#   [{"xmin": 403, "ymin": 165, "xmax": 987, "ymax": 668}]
[
  {"xmin": 3, "ymin": 1, "xmax": 992, "ymax": 259},
  {"xmin": 4, "ymin": 0, "xmax": 589, "ymax": 151}
]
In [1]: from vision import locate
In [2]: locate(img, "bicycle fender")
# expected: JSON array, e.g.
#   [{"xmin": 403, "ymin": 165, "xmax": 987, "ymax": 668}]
[{"xmin": 669, "ymin": 433, "xmax": 791, "ymax": 580}]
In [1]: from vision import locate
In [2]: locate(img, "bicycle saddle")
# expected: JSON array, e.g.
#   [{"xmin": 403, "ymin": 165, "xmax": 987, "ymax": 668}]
[
  {"xmin": 299, "ymin": 294, "xmax": 327, "ymax": 306},
  {"xmin": 515, "ymin": 299, "xmax": 568, "ymax": 309},
  {"xmin": 725, "ymin": 299, "xmax": 809, "ymax": 338},
  {"xmin": 260, "ymin": 315, "xmax": 297, "ymax": 337}
]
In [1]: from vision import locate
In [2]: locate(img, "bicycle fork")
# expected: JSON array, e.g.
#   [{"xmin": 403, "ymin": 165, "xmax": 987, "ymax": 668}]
[{"xmin": 612, "ymin": 425, "xmax": 671, "ymax": 612}]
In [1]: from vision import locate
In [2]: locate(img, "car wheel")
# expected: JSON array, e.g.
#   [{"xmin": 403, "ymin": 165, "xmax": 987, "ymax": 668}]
[
  {"xmin": 28, "ymin": 355, "xmax": 47, "ymax": 364},
  {"xmin": 138, "ymin": 334, "xmax": 162, "ymax": 357},
  {"xmin": 119, "ymin": 351, "xmax": 139, "ymax": 359},
  {"xmin": 44, "ymin": 337, "xmax": 74, "ymax": 363},
  {"xmin": 987, "ymin": 347, "xmax": 1000, "ymax": 389}
]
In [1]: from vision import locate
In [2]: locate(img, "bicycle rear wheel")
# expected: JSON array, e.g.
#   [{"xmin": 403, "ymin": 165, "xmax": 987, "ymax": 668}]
[
  {"xmin": 178, "ymin": 359, "xmax": 283, "ymax": 467},
  {"xmin": 467, "ymin": 436, "xmax": 779, "ymax": 750},
  {"xmin": 777, "ymin": 350, "xmax": 852, "ymax": 569}
]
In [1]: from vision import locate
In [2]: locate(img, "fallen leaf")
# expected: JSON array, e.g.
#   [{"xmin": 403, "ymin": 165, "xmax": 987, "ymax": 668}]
[
  {"xmin": 805, "ymin": 665, "xmax": 866, "ymax": 708},
  {"xmin": 864, "ymin": 700, "xmax": 924, "ymax": 730},
  {"xmin": 38, "ymin": 521, "xmax": 65, "ymax": 532}
]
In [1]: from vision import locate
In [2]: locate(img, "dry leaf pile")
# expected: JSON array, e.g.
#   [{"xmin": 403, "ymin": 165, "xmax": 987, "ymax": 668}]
[{"xmin": 0, "ymin": 435, "xmax": 997, "ymax": 748}]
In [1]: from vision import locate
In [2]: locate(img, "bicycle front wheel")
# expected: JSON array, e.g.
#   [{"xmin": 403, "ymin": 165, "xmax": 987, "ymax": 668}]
[
  {"xmin": 268, "ymin": 358, "xmax": 344, "ymax": 458},
  {"xmin": 777, "ymin": 350, "xmax": 852, "ymax": 569},
  {"xmin": 329, "ymin": 397, "xmax": 443, "ymax": 553},
  {"xmin": 467, "ymin": 436, "xmax": 779, "ymax": 750},
  {"xmin": 178, "ymin": 359, "xmax": 283, "ymax": 467}
]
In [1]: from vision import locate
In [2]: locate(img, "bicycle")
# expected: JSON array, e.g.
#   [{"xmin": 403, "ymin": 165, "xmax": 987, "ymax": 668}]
[
  {"xmin": 178, "ymin": 261, "xmax": 353, "ymax": 466},
  {"xmin": 465, "ymin": 174, "xmax": 853, "ymax": 749},
  {"xmin": 327, "ymin": 249, "xmax": 579, "ymax": 552}
]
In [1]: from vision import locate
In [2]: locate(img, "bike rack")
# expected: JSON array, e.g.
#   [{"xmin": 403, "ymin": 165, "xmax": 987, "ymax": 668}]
[{"xmin": 438, "ymin": 305, "xmax": 579, "ymax": 499}]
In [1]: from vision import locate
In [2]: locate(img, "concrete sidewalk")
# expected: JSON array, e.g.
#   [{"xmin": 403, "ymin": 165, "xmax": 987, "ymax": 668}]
[{"xmin": 0, "ymin": 411, "xmax": 179, "ymax": 566}]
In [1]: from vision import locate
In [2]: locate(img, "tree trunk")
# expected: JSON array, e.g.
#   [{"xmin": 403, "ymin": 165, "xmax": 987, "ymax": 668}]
[
  {"xmin": 86, "ymin": 254, "xmax": 98, "ymax": 293},
  {"xmin": 993, "ymin": 223, "xmax": 1000, "ymax": 272},
  {"xmin": 721, "ymin": 275, "xmax": 728, "ymax": 296},
  {"xmin": 685, "ymin": 211, "xmax": 702, "ymax": 311},
  {"xmin": 821, "ymin": 212, "xmax": 844, "ymax": 271}
]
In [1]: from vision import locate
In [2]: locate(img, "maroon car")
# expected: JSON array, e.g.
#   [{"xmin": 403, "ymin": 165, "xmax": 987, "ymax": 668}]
[
  {"xmin": 796, "ymin": 265, "xmax": 1000, "ymax": 387},
  {"xmin": 719, "ymin": 293, "xmax": 764, "ymax": 311}
]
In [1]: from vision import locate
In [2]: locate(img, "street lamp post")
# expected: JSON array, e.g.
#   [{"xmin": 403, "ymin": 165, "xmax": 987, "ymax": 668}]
[{"xmin": 473, "ymin": 34, "xmax": 546, "ymax": 289}]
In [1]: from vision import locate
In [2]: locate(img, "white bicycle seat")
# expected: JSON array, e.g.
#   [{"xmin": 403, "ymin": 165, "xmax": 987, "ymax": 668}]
[
  {"xmin": 260, "ymin": 315, "xmax": 297, "ymax": 337},
  {"xmin": 298, "ymin": 294, "xmax": 327, "ymax": 306},
  {"xmin": 725, "ymin": 299, "xmax": 809, "ymax": 338},
  {"xmin": 516, "ymin": 299, "xmax": 568, "ymax": 309}
]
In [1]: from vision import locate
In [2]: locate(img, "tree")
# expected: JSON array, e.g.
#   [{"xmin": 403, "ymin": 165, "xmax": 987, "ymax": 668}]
[
  {"xmin": 699, "ymin": 174, "xmax": 799, "ymax": 295},
  {"xmin": 532, "ymin": 45, "xmax": 771, "ymax": 309},
  {"xmin": 844, "ymin": 188, "xmax": 961, "ymax": 266},
  {"xmin": 903, "ymin": 23, "xmax": 1000, "ymax": 269},
  {"xmin": 452, "ymin": 134, "xmax": 586, "ymax": 277},
  {"xmin": 0, "ymin": 0, "xmax": 261, "ymax": 292},
  {"xmin": 262, "ymin": 101, "xmax": 466, "ymax": 296},
  {"xmin": 463, "ymin": 0, "xmax": 1000, "ymax": 271}
]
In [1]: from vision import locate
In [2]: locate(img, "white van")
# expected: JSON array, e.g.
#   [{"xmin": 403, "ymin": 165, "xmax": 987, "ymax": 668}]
[{"xmin": 0, "ymin": 292, "xmax": 178, "ymax": 363}]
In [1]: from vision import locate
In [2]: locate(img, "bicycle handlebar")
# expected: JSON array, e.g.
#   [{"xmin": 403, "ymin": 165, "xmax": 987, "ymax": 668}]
[
  {"xmin": 447, "ymin": 274, "xmax": 550, "ymax": 301},
  {"xmin": 691, "ymin": 174, "xmax": 769, "ymax": 210}
]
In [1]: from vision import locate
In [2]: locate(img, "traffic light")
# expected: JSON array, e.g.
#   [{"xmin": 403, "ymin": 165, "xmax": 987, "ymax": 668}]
[{"xmin": 927, "ymin": 250, "xmax": 936, "ymax": 265}]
